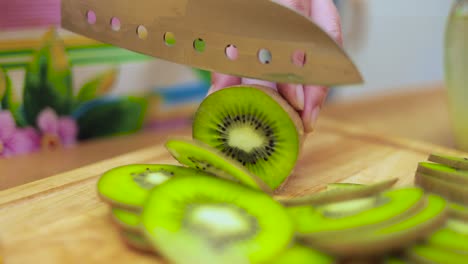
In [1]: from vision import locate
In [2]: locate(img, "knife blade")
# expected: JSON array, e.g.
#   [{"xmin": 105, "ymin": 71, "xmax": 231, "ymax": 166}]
[{"xmin": 61, "ymin": 0, "xmax": 363, "ymax": 86}]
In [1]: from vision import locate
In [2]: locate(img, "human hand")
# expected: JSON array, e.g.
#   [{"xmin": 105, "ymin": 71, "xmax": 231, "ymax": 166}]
[{"xmin": 208, "ymin": 0, "xmax": 342, "ymax": 133}]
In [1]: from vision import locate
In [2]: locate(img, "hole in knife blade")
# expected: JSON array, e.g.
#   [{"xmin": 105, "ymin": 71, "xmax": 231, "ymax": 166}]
[
  {"xmin": 110, "ymin": 17, "xmax": 121, "ymax": 31},
  {"xmin": 137, "ymin": 25, "xmax": 148, "ymax": 40},
  {"xmin": 292, "ymin": 50, "xmax": 306, "ymax": 67},
  {"xmin": 225, "ymin": 45, "xmax": 238, "ymax": 60},
  {"xmin": 258, "ymin": 49, "xmax": 272, "ymax": 64},
  {"xmin": 193, "ymin": 38, "xmax": 206, "ymax": 53},
  {"xmin": 164, "ymin": 32, "xmax": 176, "ymax": 46},
  {"xmin": 86, "ymin": 10, "xmax": 96, "ymax": 25}
]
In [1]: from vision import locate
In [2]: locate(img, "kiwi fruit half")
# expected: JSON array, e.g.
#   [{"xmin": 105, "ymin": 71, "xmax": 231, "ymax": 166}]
[
  {"xmin": 268, "ymin": 244, "xmax": 334, "ymax": 264},
  {"xmin": 415, "ymin": 173, "xmax": 468, "ymax": 205},
  {"xmin": 417, "ymin": 162, "xmax": 468, "ymax": 185},
  {"xmin": 288, "ymin": 187, "xmax": 424, "ymax": 236},
  {"xmin": 119, "ymin": 229, "xmax": 155, "ymax": 254},
  {"xmin": 165, "ymin": 139, "xmax": 272, "ymax": 194},
  {"xmin": 301, "ymin": 194, "xmax": 447, "ymax": 257},
  {"xmin": 428, "ymin": 153, "xmax": 468, "ymax": 170},
  {"xmin": 276, "ymin": 178, "xmax": 398, "ymax": 207},
  {"xmin": 192, "ymin": 85, "xmax": 304, "ymax": 190},
  {"xmin": 110, "ymin": 207, "xmax": 141, "ymax": 233},
  {"xmin": 141, "ymin": 175, "xmax": 294, "ymax": 264},
  {"xmin": 406, "ymin": 244, "xmax": 468, "ymax": 264},
  {"xmin": 97, "ymin": 164, "xmax": 209, "ymax": 211}
]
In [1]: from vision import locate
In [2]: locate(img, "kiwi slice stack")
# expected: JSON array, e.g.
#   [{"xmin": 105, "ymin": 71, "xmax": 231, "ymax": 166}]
[{"xmin": 94, "ymin": 85, "xmax": 468, "ymax": 263}]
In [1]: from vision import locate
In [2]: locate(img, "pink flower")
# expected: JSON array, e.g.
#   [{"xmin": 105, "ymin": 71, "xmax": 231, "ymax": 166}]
[
  {"xmin": 37, "ymin": 108, "xmax": 78, "ymax": 150},
  {"xmin": 0, "ymin": 111, "xmax": 39, "ymax": 157}
]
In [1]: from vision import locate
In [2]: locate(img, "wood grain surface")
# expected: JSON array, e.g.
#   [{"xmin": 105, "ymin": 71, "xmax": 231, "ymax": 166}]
[{"xmin": 0, "ymin": 117, "xmax": 465, "ymax": 264}]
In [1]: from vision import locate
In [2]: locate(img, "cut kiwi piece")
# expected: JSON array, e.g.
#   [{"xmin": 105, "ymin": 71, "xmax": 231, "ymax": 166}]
[
  {"xmin": 277, "ymin": 178, "xmax": 398, "ymax": 207},
  {"xmin": 427, "ymin": 220, "xmax": 468, "ymax": 253},
  {"xmin": 288, "ymin": 187, "xmax": 424, "ymax": 235},
  {"xmin": 97, "ymin": 164, "xmax": 209, "ymax": 211},
  {"xmin": 449, "ymin": 203, "xmax": 468, "ymax": 221},
  {"xmin": 326, "ymin": 183, "xmax": 365, "ymax": 191},
  {"xmin": 406, "ymin": 245, "xmax": 468, "ymax": 264},
  {"xmin": 417, "ymin": 162, "xmax": 468, "ymax": 185},
  {"xmin": 110, "ymin": 207, "xmax": 141, "ymax": 233},
  {"xmin": 384, "ymin": 257, "xmax": 408, "ymax": 264},
  {"xmin": 428, "ymin": 153, "xmax": 468, "ymax": 170},
  {"xmin": 141, "ymin": 175, "xmax": 294, "ymax": 264},
  {"xmin": 192, "ymin": 85, "xmax": 304, "ymax": 190},
  {"xmin": 415, "ymin": 173, "xmax": 468, "ymax": 205},
  {"xmin": 165, "ymin": 138, "xmax": 272, "ymax": 194},
  {"xmin": 268, "ymin": 244, "xmax": 334, "ymax": 264},
  {"xmin": 119, "ymin": 229, "xmax": 155, "ymax": 254},
  {"xmin": 301, "ymin": 194, "xmax": 447, "ymax": 257}
]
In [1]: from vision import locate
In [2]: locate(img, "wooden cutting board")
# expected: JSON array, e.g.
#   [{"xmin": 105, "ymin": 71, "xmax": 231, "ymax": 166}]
[{"xmin": 0, "ymin": 118, "xmax": 464, "ymax": 264}]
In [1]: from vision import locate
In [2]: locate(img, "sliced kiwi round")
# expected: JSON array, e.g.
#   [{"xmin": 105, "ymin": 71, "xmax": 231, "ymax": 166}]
[
  {"xmin": 449, "ymin": 203, "xmax": 468, "ymax": 221},
  {"xmin": 97, "ymin": 164, "xmax": 209, "ymax": 211},
  {"xmin": 415, "ymin": 172, "xmax": 468, "ymax": 205},
  {"xmin": 427, "ymin": 220, "xmax": 468, "ymax": 253},
  {"xmin": 119, "ymin": 229, "xmax": 155, "ymax": 254},
  {"xmin": 428, "ymin": 153, "xmax": 468, "ymax": 170},
  {"xmin": 165, "ymin": 139, "xmax": 272, "ymax": 194},
  {"xmin": 406, "ymin": 244, "xmax": 468, "ymax": 264},
  {"xmin": 276, "ymin": 178, "xmax": 398, "ymax": 207},
  {"xmin": 192, "ymin": 85, "xmax": 304, "ymax": 190},
  {"xmin": 141, "ymin": 175, "xmax": 294, "ymax": 264},
  {"xmin": 417, "ymin": 162, "xmax": 468, "ymax": 185},
  {"xmin": 288, "ymin": 187, "xmax": 424, "ymax": 235},
  {"xmin": 268, "ymin": 244, "xmax": 334, "ymax": 264},
  {"xmin": 301, "ymin": 194, "xmax": 447, "ymax": 257},
  {"xmin": 110, "ymin": 207, "xmax": 141, "ymax": 233}
]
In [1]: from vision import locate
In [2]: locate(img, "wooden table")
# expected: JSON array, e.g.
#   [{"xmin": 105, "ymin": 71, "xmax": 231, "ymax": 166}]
[{"xmin": 0, "ymin": 82, "xmax": 455, "ymax": 190}]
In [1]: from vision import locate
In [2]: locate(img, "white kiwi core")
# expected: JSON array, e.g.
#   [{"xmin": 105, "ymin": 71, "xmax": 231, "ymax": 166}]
[
  {"xmin": 190, "ymin": 205, "xmax": 251, "ymax": 237},
  {"xmin": 145, "ymin": 172, "xmax": 170, "ymax": 185},
  {"xmin": 228, "ymin": 126, "xmax": 265, "ymax": 152}
]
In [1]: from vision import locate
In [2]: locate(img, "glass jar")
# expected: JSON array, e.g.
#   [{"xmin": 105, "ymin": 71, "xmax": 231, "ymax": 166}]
[{"xmin": 445, "ymin": 0, "xmax": 468, "ymax": 151}]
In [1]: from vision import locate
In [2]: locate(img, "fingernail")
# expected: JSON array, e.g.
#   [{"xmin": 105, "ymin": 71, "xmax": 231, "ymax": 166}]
[
  {"xmin": 206, "ymin": 85, "xmax": 216, "ymax": 96},
  {"xmin": 295, "ymin": 85, "xmax": 304, "ymax": 110},
  {"xmin": 308, "ymin": 106, "xmax": 321, "ymax": 132}
]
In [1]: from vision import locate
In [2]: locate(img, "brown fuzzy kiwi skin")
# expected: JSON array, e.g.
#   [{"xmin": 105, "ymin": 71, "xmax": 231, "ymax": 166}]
[
  {"xmin": 415, "ymin": 173, "xmax": 468, "ymax": 205},
  {"xmin": 449, "ymin": 204, "xmax": 468, "ymax": 221},
  {"xmin": 97, "ymin": 192, "xmax": 143, "ymax": 214},
  {"xmin": 300, "ymin": 196, "xmax": 448, "ymax": 258},
  {"xmin": 108, "ymin": 209, "xmax": 143, "ymax": 235},
  {"xmin": 275, "ymin": 178, "xmax": 398, "ymax": 207},
  {"xmin": 118, "ymin": 230, "xmax": 157, "ymax": 255},
  {"xmin": 416, "ymin": 163, "xmax": 468, "ymax": 185}
]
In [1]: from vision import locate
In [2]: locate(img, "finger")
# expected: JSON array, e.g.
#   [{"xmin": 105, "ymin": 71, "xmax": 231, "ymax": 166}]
[
  {"xmin": 301, "ymin": 85, "xmax": 328, "ymax": 133},
  {"xmin": 208, "ymin": 72, "xmax": 241, "ymax": 95},
  {"xmin": 277, "ymin": 84, "xmax": 305, "ymax": 111},
  {"xmin": 310, "ymin": 0, "xmax": 343, "ymax": 44},
  {"xmin": 273, "ymin": 0, "xmax": 310, "ymax": 16},
  {"xmin": 241, "ymin": 78, "xmax": 277, "ymax": 90}
]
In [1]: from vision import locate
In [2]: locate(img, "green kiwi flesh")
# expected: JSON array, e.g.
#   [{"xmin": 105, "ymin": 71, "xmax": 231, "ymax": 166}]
[
  {"xmin": 277, "ymin": 178, "xmax": 398, "ymax": 207},
  {"xmin": 97, "ymin": 164, "xmax": 209, "ymax": 211},
  {"xmin": 427, "ymin": 220, "xmax": 468, "ymax": 253},
  {"xmin": 429, "ymin": 153, "xmax": 468, "ymax": 170},
  {"xmin": 110, "ymin": 207, "xmax": 141, "ymax": 233},
  {"xmin": 141, "ymin": 175, "xmax": 294, "ymax": 264},
  {"xmin": 301, "ymin": 194, "xmax": 447, "ymax": 257},
  {"xmin": 165, "ymin": 139, "xmax": 272, "ymax": 194},
  {"xmin": 415, "ymin": 173, "xmax": 468, "ymax": 205},
  {"xmin": 192, "ymin": 85, "xmax": 303, "ymax": 190},
  {"xmin": 289, "ymin": 188, "xmax": 424, "ymax": 235},
  {"xmin": 268, "ymin": 244, "xmax": 334, "ymax": 264},
  {"xmin": 119, "ymin": 229, "xmax": 155, "ymax": 254},
  {"xmin": 406, "ymin": 245, "xmax": 468, "ymax": 264},
  {"xmin": 384, "ymin": 257, "xmax": 408, "ymax": 264},
  {"xmin": 417, "ymin": 162, "xmax": 468, "ymax": 185}
]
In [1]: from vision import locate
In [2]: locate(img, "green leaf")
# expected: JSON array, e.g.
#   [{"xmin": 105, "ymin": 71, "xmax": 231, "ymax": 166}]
[
  {"xmin": 75, "ymin": 69, "xmax": 117, "ymax": 106},
  {"xmin": 72, "ymin": 96, "xmax": 148, "ymax": 140},
  {"xmin": 23, "ymin": 27, "xmax": 73, "ymax": 126},
  {"xmin": 0, "ymin": 68, "xmax": 15, "ymax": 110}
]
